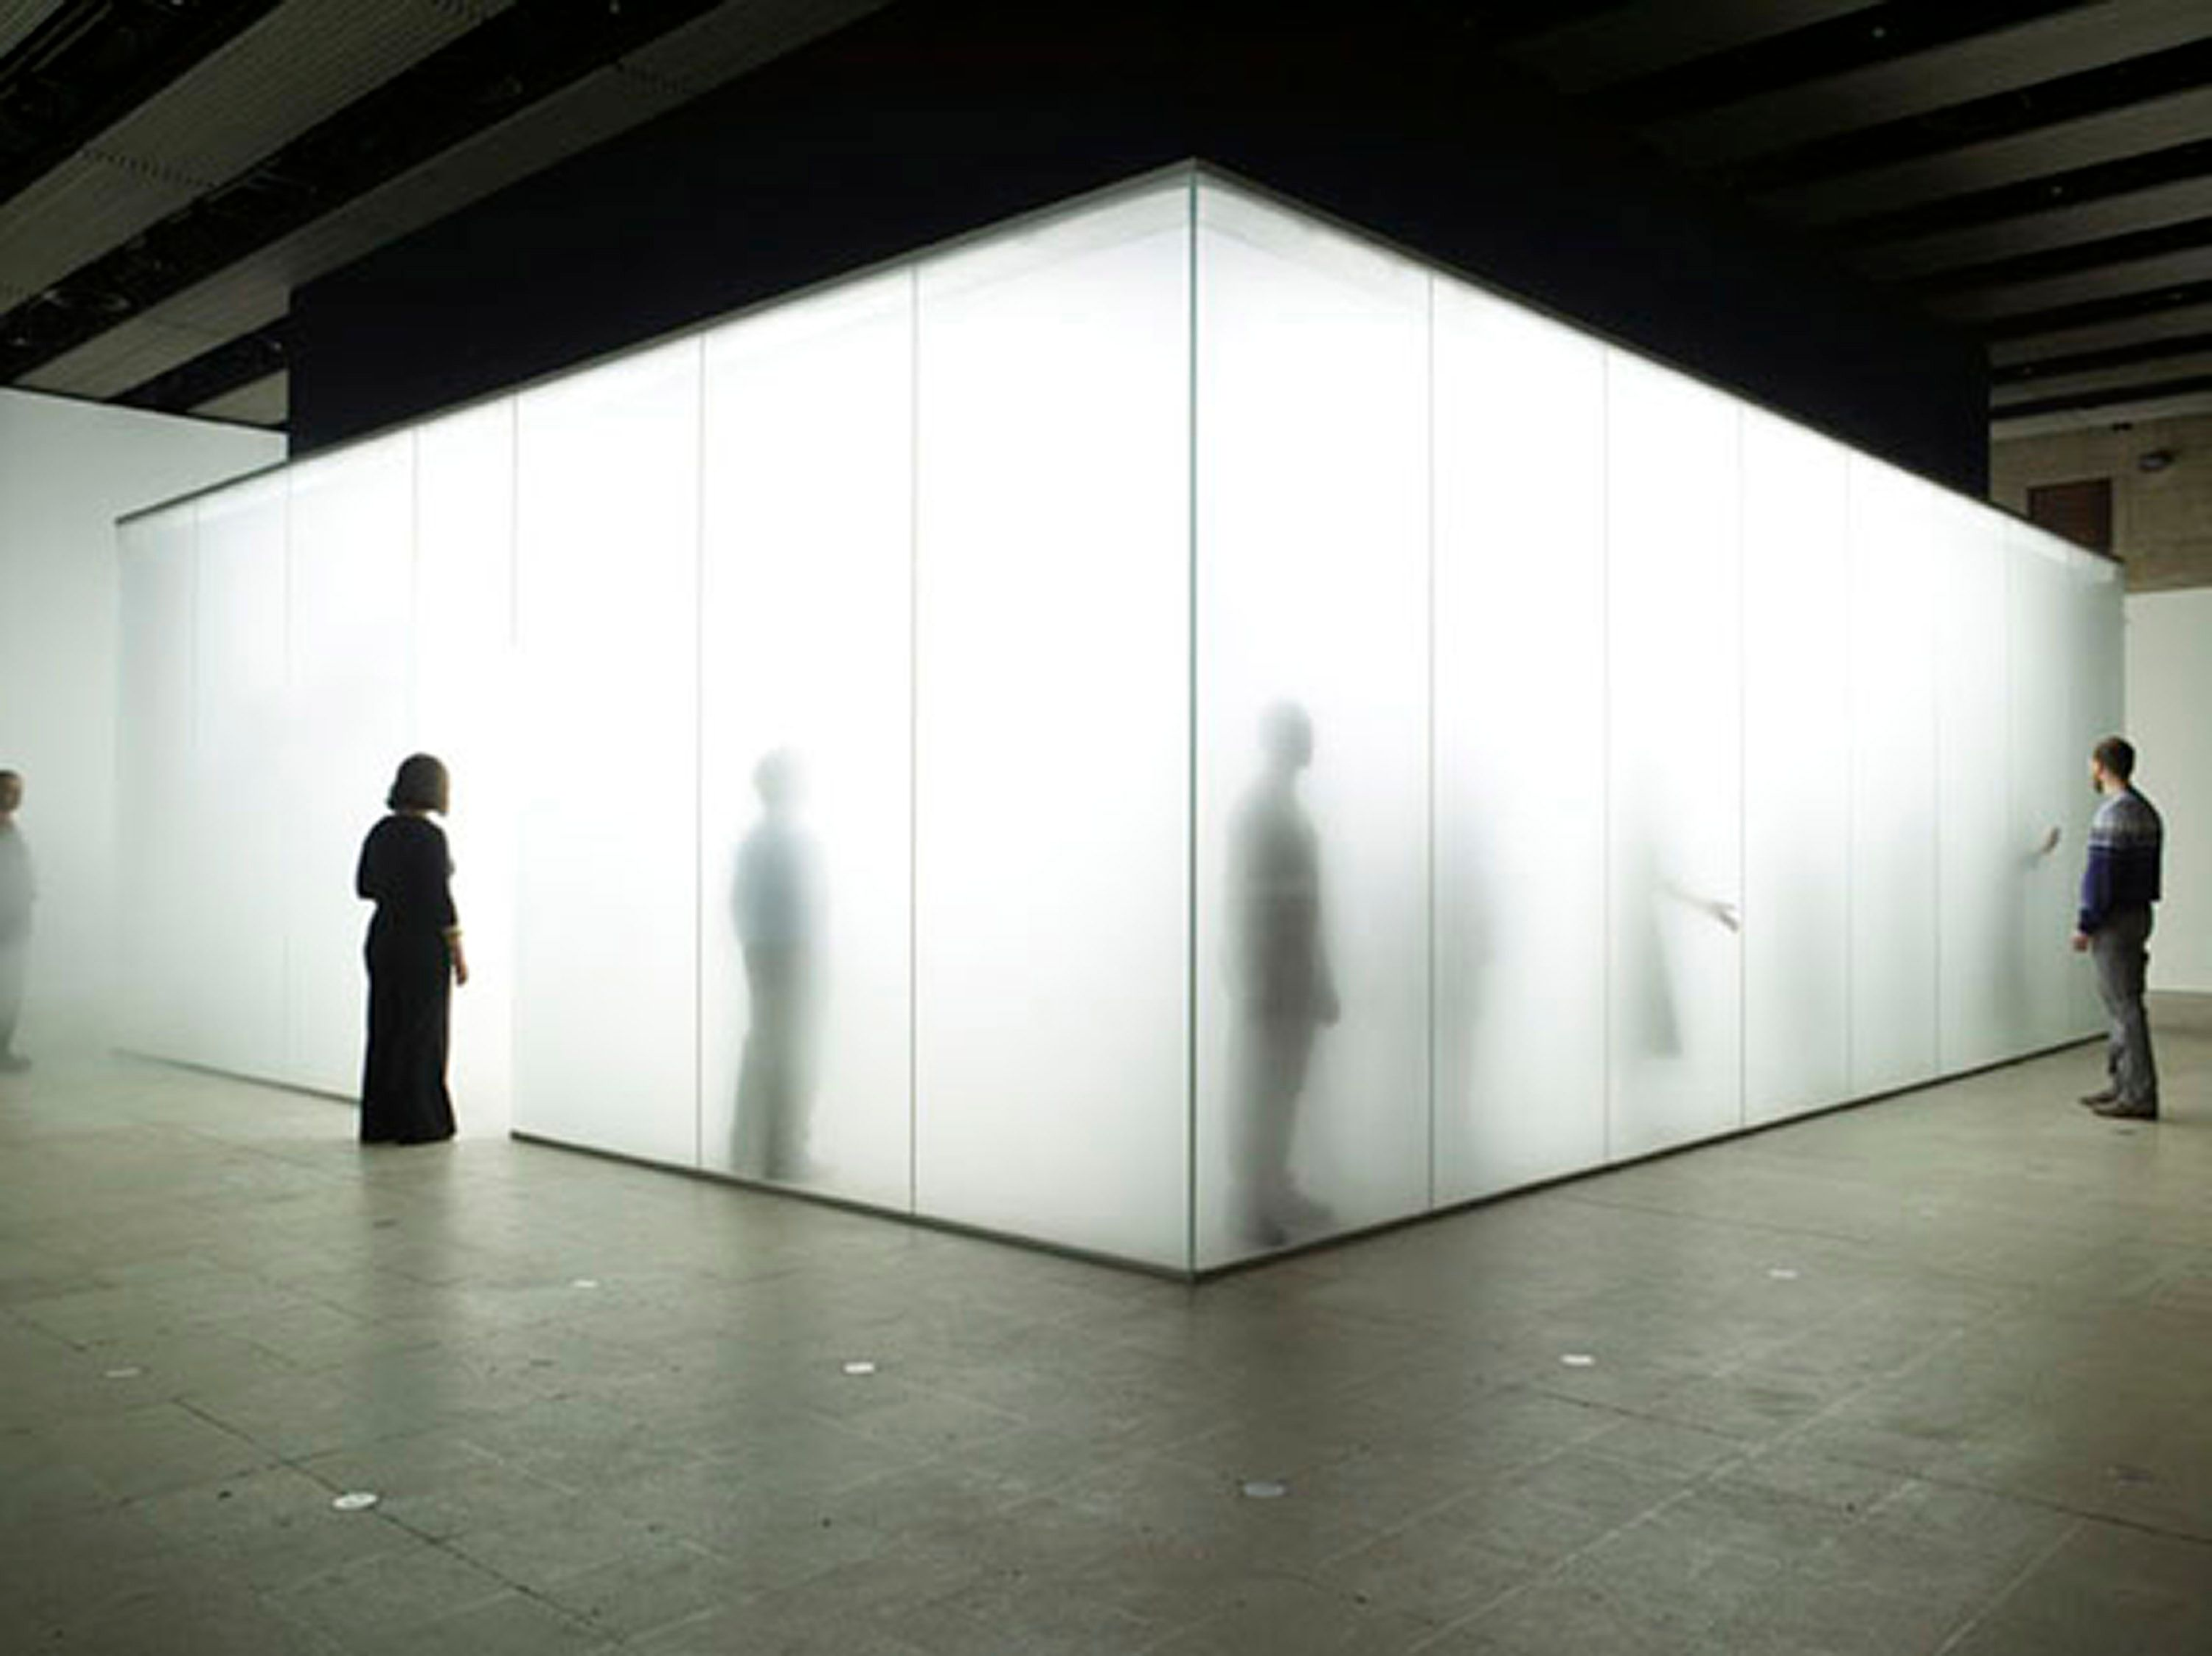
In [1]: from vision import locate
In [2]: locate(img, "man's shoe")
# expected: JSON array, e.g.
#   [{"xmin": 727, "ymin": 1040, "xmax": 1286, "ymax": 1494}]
[
  {"xmin": 2077, "ymin": 1087, "xmax": 2119, "ymax": 1107},
  {"xmin": 2092, "ymin": 1100, "xmax": 2158, "ymax": 1120}
]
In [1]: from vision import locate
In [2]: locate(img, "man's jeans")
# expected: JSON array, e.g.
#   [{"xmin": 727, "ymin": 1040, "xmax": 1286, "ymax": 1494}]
[{"xmin": 2090, "ymin": 905, "xmax": 2158, "ymax": 1110}]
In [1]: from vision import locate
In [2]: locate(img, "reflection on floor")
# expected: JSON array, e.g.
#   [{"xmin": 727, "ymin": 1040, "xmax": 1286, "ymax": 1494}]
[{"xmin": 1, "ymin": 997, "xmax": 2208, "ymax": 1654}]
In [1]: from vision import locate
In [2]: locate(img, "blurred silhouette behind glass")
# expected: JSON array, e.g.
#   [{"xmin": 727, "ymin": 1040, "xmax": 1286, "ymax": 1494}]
[
  {"xmin": 0, "ymin": 770, "xmax": 33, "ymax": 1072},
  {"xmin": 733, "ymin": 750, "xmax": 822, "ymax": 1181},
  {"xmin": 1619, "ymin": 774, "xmax": 1741, "ymax": 1065},
  {"xmin": 356, "ymin": 753, "xmax": 464, "ymax": 1144},
  {"xmin": 1228, "ymin": 703, "xmax": 1338, "ymax": 1246}
]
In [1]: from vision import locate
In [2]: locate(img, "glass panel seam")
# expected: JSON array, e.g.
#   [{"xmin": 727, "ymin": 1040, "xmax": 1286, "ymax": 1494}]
[
  {"xmin": 1185, "ymin": 173, "xmax": 1200, "ymax": 1276},
  {"xmin": 1734, "ymin": 406, "xmax": 1748, "ymax": 1132},
  {"xmin": 1424, "ymin": 270, "xmax": 1438, "ymax": 1215},
  {"xmin": 694, "ymin": 337, "xmax": 709, "ymax": 1172},
  {"xmin": 908, "ymin": 260, "xmax": 922, "ymax": 1219},
  {"xmin": 1598, "ymin": 349, "xmax": 1613, "ymax": 1166}
]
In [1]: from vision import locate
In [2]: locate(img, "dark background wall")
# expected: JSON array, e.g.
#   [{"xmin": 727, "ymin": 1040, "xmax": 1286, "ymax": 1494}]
[{"xmin": 290, "ymin": 1, "xmax": 1990, "ymax": 494}]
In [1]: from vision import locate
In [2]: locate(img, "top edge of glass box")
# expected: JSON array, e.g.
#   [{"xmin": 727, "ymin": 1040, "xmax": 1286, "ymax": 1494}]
[{"xmin": 114, "ymin": 156, "xmax": 2112, "ymax": 572}]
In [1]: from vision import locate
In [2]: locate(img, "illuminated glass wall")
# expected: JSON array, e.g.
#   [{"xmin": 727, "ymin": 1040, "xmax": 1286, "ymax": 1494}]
[
  {"xmin": 1741, "ymin": 410, "xmax": 1850, "ymax": 1127},
  {"xmin": 914, "ymin": 190, "xmax": 1192, "ymax": 1269},
  {"xmin": 115, "ymin": 168, "xmax": 2123, "ymax": 1272}
]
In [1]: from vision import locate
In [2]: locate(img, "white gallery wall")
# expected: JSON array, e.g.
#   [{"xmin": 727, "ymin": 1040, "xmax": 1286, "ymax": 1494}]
[
  {"xmin": 0, "ymin": 390, "xmax": 281, "ymax": 1052},
  {"xmin": 114, "ymin": 171, "xmax": 2122, "ymax": 1271},
  {"xmin": 2125, "ymin": 590, "xmax": 2211, "ymax": 993}
]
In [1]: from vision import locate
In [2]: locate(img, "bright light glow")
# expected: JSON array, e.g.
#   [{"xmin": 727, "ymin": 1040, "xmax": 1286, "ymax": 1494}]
[
  {"xmin": 2009, "ymin": 525, "xmax": 2078, "ymax": 1049},
  {"xmin": 1195, "ymin": 187, "xmax": 1431, "ymax": 1265},
  {"xmin": 115, "ymin": 506, "xmax": 198, "ymax": 1060},
  {"xmin": 911, "ymin": 185, "xmax": 1192, "ymax": 1268},
  {"xmin": 511, "ymin": 339, "xmax": 702, "ymax": 1166},
  {"xmin": 1742, "ymin": 410, "xmax": 1850, "ymax": 1124},
  {"xmin": 414, "ymin": 400, "xmax": 520, "ymax": 1135},
  {"xmin": 1431, "ymin": 277, "xmax": 1607, "ymax": 1201},
  {"xmin": 189, "ymin": 476, "xmax": 289, "ymax": 1077},
  {"xmin": 2068, "ymin": 550, "xmax": 2126, "ymax": 1034},
  {"xmin": 1604, "ymin": 351, "xmax": 1743, "ymax": 1158},
  {"xmin": 283, "ymin": 435, "xmax": 415, "ymax": 1096},
  {"xmin": 699, "ymin": 273, "xmax": 914, "ymax": 1207},
  {"xmin": 1844, "ymin": 457, "xmax": 1940, "ymax": 1095},
  {"xmin": 1936, "ymin": 502, "xmax": 2017, "ymax": 1070}
]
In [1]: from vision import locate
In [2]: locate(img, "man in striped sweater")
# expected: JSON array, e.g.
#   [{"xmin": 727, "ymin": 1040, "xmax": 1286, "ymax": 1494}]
[{"xmin": 2072, "ymin": 736, "xmax": 2164, "ymax": 1120}]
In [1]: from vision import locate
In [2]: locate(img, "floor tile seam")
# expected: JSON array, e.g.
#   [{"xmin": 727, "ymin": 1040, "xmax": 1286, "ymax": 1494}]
[
  {"xmin": 1927, "ymin": 1514, "xmax": 2089, "ymax": 1656},
  {"xmin": 1764, "ymin": 1304, "xmax": 2023, "ymax": 1413},
  {"xmin": 353, "ymin": 1501, "xmax": 615, "ymax": 1640},
  {"xmin": 1299, "ymin": 1430, "xmax": 1730, "ymax": 1584},
  {"xmin": 1542, "ymin": 1184, "xmax": 1900, "ymax": 1245},
  {"xmin": 1554, "ymin": 1189, "xmax": 2189, "ymax": 1288},
  {"xmin": 1545, "ymin": 1191, "xmax": 1960, "ymax": 1258},
  {"xmin": 1739, "ymin": 1423, "xmax": 2212, "ymax": 1552},
  {"xmin": 1399, "ymin": 1473, "xmax": 1741, "ymax": 1654}
]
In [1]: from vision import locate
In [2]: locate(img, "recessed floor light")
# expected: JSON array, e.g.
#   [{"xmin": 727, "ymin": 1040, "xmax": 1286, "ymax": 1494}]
[{"xmin": 331, "ymin": 1491, "xmax": 380, "ymax": 1512}]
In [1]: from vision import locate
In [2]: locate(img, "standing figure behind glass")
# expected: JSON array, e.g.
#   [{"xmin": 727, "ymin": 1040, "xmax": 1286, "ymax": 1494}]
[
  {"xmin": 0, "ymin": 769, "xmax": 33, "ymax": 1073},
  {"xmin": 356, "ymin": 754, "xmax": 467, "ymax": 1144},
  {"xmin": 1229, "ymin": 702, "xmax": 1338, "ymax": 1246},
  {"xmin": 733, "ymin": 749, "xmax": 822, "ymax": 1182}
]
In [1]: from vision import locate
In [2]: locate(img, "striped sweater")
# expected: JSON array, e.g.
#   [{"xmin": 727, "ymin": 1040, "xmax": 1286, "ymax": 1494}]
[{"xmin": 2079, "ymin": 787, "xmax": 2162, "ymax": 933}]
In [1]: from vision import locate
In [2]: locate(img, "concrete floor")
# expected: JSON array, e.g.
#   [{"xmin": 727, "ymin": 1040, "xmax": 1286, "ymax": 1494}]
[{"xmin": 2, "ymin": 1000, "xmax": 2209, "ymax": 1655}]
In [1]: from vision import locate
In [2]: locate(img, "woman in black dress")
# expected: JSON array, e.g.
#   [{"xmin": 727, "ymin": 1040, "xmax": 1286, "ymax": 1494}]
[{"xmin": 357, "ymin": 754, "xmax": 468, "ymax": 1144}]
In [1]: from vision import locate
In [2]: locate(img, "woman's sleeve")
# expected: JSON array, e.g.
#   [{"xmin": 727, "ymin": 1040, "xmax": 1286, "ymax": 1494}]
[
  {"xmin": 356, "ymin": 824, "xmax": 381, "ymax": 902},
  {"xmin": 426, "ymin": 827, "xmax": 459, "ymax": 931}
]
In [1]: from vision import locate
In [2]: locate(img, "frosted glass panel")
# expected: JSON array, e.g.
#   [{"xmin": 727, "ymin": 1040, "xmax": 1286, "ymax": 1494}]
[
  {"xmin": 913, "ymin": 187, "xmax": 1191, "ymax": 1268},
  {"xmin": 700, "ymin": 274, "xmax": 912, "ymax": 1208},
  {"xmin": 513, "ymin": 341, "xmax": 702, "ymax": 1165},
  {"xmin": 414, "ymin": 403, "xmax": 519, "ymax": 1132},
  {"xmin": 115, "ymin": 508, "xmax": 197, "ymax": 1058},
  {"xmin": 1740, "ymin": 413, "xmax": 1850, "ymax": 1124},
  {"xmin": 284, "ymin": 435, "xmax": 415, "ymax": 1096},
  {"xmin": 2009, "ymin": 526, "xmax": 2077, "ymax": 1050},
  {"xmin": 1432, "ymin": 279, "xmax": 1606, "ymax": 1199},
  {"xmin": 1844, "ymin": 460, "xmax": 1939, "ymax": 1095},
  {"xmin": 1605, "ymin": 353, "xmax": 1743, "ymax": 1158},
  {"xmin": 2067, "ymin": 554, "xmax": 2126, "ymax": 1036},
  {"xmin": 190, "ymin": 477, "xmax": 289, "ymax": 1076},
  {"xmin": 1195, "ymin": 187, "xmax": 1430, "ymax": 1265},
  {"xmin": 1937, "ymin": 506, "xmax": 2018, "ymax": 1071}
]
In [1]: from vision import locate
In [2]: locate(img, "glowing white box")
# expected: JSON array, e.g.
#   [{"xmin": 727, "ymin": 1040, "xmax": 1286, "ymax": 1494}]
[{"xmin": 112, "ymin": 167, "xmax": 2133, "ymax": 1275}]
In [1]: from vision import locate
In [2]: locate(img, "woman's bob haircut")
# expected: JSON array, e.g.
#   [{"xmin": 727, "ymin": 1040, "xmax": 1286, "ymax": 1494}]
[{"xmin": 387, "ymin": 753, "xmax": 450, "ymax": 814}]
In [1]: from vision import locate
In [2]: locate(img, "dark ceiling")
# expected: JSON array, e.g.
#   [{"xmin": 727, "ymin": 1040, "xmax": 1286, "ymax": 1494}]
[{"xmin": 2, "ymin": 0, "xmax": 2206, "ymax": 443}]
